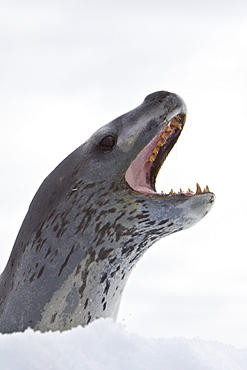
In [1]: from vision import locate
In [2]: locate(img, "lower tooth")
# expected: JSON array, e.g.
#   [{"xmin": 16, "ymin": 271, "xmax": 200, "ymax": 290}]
[
  {"xmin": 196, "ymin": 183, "xmax": 202, "ymax": 193},
  {"xmin": 149, "ymin": 155, "xmax": 156, "ymax": 162}
]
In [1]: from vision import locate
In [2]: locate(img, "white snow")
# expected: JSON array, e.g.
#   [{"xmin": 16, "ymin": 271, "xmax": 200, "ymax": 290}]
[{"xmin": 0, "ymin": 319, "xmax": 247, "ymax": 370}]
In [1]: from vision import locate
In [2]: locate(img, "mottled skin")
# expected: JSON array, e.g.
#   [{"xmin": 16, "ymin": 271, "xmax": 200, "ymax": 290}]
[{"xmin": 0, "ymin": 91, "xmax": 215, "ymax": 333}]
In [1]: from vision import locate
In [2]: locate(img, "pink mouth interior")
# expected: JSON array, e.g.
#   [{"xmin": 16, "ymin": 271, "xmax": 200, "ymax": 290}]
[
  {"xmin": 125, "ymin": 120, "xmax": 178, "ymax": 194},
  {"xmin": 125, "ymin": 116, "xmax": 210, "ymax": 197}
]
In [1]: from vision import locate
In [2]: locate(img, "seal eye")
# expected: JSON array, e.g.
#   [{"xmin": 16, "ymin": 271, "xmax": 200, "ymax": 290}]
[{"xmin": 99, "ymin": 135, "xmax": 116, "ymax": 153}]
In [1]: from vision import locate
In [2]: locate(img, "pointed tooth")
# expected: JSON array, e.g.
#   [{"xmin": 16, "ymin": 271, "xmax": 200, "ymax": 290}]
[
  {"xmin": 188, "ymin": 188, "xmax": 194, "ymax": 193},
  {"xmin": 196, "ymin": 183, "xmax": 202, "ymax": 194},
  {"xmin": 170, "ymin": 121, "xmax": 182, "ymax": 130},
  {"xmin": 179, "ymin": 188, "xmax": 183, "ymax": 193},
  {"xmin": 205, "ymin": 185, "xmax": 210, "ymax": 192}
]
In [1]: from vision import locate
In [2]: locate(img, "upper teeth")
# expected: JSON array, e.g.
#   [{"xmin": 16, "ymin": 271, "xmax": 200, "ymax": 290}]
[
  {"xmin": 152, "ymin": 148, "xmax": 159, "ymax": 154},
  {"xmin": 149, "ymin": 115, "xmax": 182, "ymax": 163},
  {"xmin": 170, "ymin": 121, "xmax": 182, "ymax": 130}
]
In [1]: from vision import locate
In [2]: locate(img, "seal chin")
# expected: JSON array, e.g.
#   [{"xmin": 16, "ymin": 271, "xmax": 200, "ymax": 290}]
[{"xmin": 125, "ymin": 113, "xmax": 212, "ymax": 197}]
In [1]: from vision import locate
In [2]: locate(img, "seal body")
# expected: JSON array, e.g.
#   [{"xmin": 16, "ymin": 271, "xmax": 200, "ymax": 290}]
[{"xmin": 0, "ymin": 91, "xmax": 215, "ymax": 333}]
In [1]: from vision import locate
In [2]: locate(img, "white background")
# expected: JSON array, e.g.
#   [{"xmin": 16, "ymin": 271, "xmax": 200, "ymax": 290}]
[{"xmin": 0, "ymin": 0, "xmax": 246, "ymax": 349}]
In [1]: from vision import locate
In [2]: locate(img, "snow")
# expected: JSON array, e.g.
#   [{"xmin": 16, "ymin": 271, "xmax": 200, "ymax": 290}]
[{"xmin": 0, "ymin": 319, "xmax": 247, "ymax": 370}]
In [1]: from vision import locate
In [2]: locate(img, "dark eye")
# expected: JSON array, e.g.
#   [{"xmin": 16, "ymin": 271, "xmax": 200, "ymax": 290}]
[{"xmin": 99, "ymin": 135, "xmax": 116, "ymax": 153}]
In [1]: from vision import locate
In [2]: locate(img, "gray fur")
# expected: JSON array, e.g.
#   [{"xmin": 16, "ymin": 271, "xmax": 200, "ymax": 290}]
[{"xmin": 0, "ymin": 91, "xmax": 215, "ymax": 333}]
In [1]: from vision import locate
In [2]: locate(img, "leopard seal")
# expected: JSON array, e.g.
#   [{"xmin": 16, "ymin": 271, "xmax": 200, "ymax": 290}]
[{"xmin": 0, "ymin": 91, "xmax": 215, "ymax": 333}]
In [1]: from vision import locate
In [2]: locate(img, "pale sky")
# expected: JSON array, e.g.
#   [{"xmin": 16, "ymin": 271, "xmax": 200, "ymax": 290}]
[{"xmin": 0, "ymin": 0, "xmax": 247, "ymax": 348}]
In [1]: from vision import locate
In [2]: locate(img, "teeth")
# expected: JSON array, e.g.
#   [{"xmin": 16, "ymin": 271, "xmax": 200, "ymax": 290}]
[
  {"xmin": 161, "ymin": 132, "xmax": 168, "ymax": 139},
  {"xmin": 146, "ymin": 113, "xmax": 211, "ymax": 197},
  {"xmin": 196, "ymin": 183, "xmax": 202, "ymax": 194},
  {"xmin": 165, "ymin": 126, "xmax": 173, "ymax": 132},
  {"xmin": 152, "ymin": 147, "xmax": 160, "ymax": 154},
  {"xmin": 161, "ymin": 184, "xmax": 211, "ymax": 196},
  {"xmin": 170, "ymin": 115, "xmax": 182, "ymax": 130},
  {"xmin": 149, "ymin": 116, "xmax": 183, "ymax": 162},
  {"xmin": 170, "ymin": 121, "xmax": 182, "ymax": 130},
  {"xmin": 156, "ymin": 140, "xmax": 164, "ymax": 147}
]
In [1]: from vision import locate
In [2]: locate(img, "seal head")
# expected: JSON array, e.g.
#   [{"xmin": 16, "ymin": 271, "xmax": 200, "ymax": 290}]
[{"xmin": 0, "ymin": 91, "xmax": 215, "ymax": 333}]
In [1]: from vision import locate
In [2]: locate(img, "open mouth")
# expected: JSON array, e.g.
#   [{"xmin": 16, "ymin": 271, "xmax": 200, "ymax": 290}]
[{"xmin": 125, "ymin": 114, "xmax": 210, "ymax": 196}]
